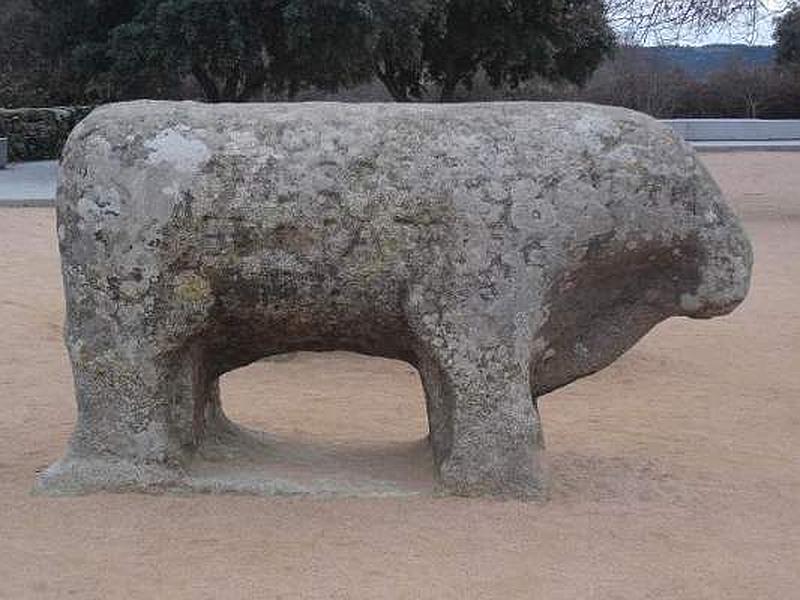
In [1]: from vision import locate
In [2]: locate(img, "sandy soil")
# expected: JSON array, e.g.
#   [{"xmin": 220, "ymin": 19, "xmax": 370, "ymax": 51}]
[{"xmin": 0, "ymin": 152, "xmax": 798, "ymax": 599}]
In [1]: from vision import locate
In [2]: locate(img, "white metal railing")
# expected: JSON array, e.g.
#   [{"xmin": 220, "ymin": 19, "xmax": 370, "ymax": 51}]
[{"xmin": 663, "ymin": 119, "xmax": 800, "ymax": 142}]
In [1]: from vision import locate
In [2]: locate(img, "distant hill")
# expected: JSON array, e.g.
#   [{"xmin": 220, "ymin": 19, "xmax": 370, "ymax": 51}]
[{"xmin": 641, "ymin": 45, "xmax": 775, "ymax": 79}]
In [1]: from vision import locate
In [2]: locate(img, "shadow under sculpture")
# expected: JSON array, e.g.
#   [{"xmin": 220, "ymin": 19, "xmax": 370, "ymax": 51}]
[{"xmin": 39, "ymin": 101, "xmax": 752, "ymax": 498}]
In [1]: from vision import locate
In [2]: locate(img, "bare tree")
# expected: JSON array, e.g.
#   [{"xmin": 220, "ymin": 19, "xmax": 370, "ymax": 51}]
[
  {"xmin": 580, "ymin": 46, "xmax": 698, "ymax": 116},
  {"xmin": 608, "ymin": 0, "xmax": 795, "ymax": 43}
]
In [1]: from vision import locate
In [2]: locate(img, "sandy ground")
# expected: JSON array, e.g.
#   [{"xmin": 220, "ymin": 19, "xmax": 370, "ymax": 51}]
[{"xmin": 0, "ymin": 152, "xmax": 798, "ymax": 599}]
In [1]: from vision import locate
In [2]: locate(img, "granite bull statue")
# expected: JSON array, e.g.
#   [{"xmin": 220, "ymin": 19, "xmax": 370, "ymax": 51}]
[{"xmin": 40, "ymin": 101, "xmax": 752, "ymax": 497}]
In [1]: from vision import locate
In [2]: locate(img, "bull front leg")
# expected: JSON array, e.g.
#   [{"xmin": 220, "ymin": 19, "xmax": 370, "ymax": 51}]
[{"xmin": 410, "ymin": 305, "xmax": 547, "ymax": 499}]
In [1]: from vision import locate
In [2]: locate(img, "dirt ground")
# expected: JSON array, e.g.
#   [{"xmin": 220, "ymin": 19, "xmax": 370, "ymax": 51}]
[{"xmin": 0, "ymin": 152, "xmax": 798, "ymax": 599}]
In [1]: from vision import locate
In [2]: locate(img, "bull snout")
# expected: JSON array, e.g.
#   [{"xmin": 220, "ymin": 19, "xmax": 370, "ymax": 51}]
[{"xmin": 679, "ymin": 219, "xmax": 753, "ymax": 319}]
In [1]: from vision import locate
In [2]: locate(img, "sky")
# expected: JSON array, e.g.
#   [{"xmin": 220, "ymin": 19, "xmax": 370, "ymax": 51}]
[
  {"xmin": 690, "ymin": 12, "xmax": 777, "ymax": 45},
  {"xmin": 629, "ymin": 0, "xmax": 791, "ymax": 46}
]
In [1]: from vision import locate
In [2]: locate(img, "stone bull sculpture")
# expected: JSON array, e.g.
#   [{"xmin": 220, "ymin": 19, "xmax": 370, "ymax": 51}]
[{"xmin": 40, "ymin": 101, "xmax": 752, "ymax": 497}]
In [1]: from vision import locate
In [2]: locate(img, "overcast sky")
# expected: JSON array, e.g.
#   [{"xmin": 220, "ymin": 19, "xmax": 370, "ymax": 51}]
[
  {"xmin": 635, "ymin": 0, "xmax": 789, "ymax": 46},
  {"xmin": 691, "ymin": 13, "xmax": 776, "ymax": 45}
]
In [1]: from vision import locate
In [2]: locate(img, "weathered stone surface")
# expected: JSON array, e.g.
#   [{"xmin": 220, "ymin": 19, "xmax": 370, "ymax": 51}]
[
  {"xmin": 40, "ymin": 100, "xmax": 752, "ymax": 498},
  {"xmin": 0, "ymin": 105, "xmax": 92, "ymax": 162}
]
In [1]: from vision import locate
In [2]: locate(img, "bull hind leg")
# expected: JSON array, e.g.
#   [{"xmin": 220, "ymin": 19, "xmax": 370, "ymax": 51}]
[
  {"xmin": 36, "ymin": 334, "xmax": 210, "ymax": 494},
  {"xmin": 412, "ymin": 313, "xmax": 547, "ymax": 498}
]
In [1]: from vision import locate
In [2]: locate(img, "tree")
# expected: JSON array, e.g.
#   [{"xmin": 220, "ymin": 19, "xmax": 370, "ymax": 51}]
[
  {"xmin": 374, "ymin": 0, "xmax": 616, "ymax": 102},
  {"xmin": 107, "ymin": 0, "xmax": 280, "ymax": 102},
  {"xmin": 368, "ymin": 0, "xmax": 435, "ymax": 102},
  {"xmin": 27, "ymin": 0, "xmax": 379, "ymax": 103},
  {"xmin": 581, "ymin": 46, "xmax": 698, "ymax": 117},
  {"xmin": 12, "ymin": 0, "xmax": 798, "ymax": 106},
  {"xmin": 775, "ymin": 3, "xmax": 800, "ymax": 68},
  {"xmin": 25, "ymin": 0, "xmax": 615, "ymax": 104},
  {"xmin": 30, "ymin": 0, "xmax": 143, "ymax": 102},
  {"xmin": 0, "ymin": 4, "xmax": 54, "ymax": 107},
  {"xmin": 274, "ymin": 0, "xmax": 376, "ymax": 98},
  {"xmin": 608, "ymin": 0, "xmax": 795, "ymax": 43},
  {"xmin": 706, "ymin": 60, "xmax": 774, "ymax": 117}
]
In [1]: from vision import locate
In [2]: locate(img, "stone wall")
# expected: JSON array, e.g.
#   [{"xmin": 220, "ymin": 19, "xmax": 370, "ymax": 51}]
[{"xmin": 0, "ymin": 106, "xmax": 93, "ymax": 162}]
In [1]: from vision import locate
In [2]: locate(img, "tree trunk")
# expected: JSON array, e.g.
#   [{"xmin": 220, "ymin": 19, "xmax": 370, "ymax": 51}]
[
  {"xmin": 439, "ymin": 78, "xmax": 458, "ymax": 102},
  {"xmin": 236, "ymin": 68, "xmax": 268, "ymax": 102},
  {"xmin": 376, "ymin": 67, "xmax": 411, "ymax": 103},
  {"xmin": 221, "ymin": 65, "xmax": 242, "ymax": 102},
  {"xmin": 191, "ymin": 63, "xmax": 220, "ymax": 103}
]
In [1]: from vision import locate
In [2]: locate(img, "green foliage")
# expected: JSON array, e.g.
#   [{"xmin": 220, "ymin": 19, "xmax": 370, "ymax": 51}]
[
  {"xmin": 775, "ymin": 3, "xmax": 800, "ymax": 69},
  {"xmin": 0, "ymin": 8, "xmax": 53, "ymax": 107},
  {"xmin": 277, "ymin": 0, "xmax": 375, "ymax": 96},
  {"xmin": 30, "ymin": 0, "xmax": 142, "ymax": 102},
  {"xmin": 369, "ymin": 0, "xmax": 438, "ymax": 101},
  {"xmin": 20, "ymin": 0, "xmax": 615, "ymax": 103},
  {"xmin": 108, "ymin": 0, "xmax": 275, "ymax": 102},
  {"xmin": 420, "ymin": 0, "xmax": 616, "ymax": 101}
]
